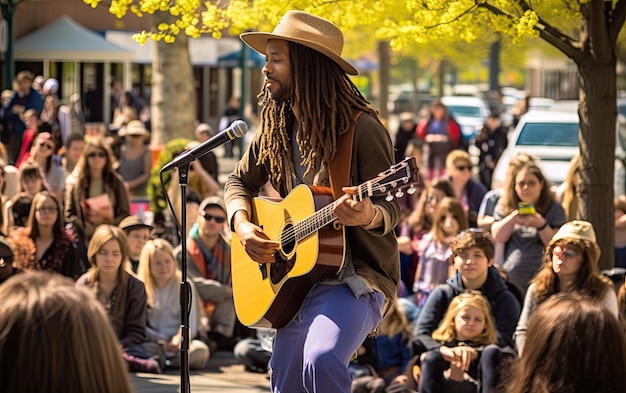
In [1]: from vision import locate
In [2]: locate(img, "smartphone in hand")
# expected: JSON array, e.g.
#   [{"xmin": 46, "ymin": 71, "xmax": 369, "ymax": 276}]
[{"xmin": 518, "ymin": 202, "xmax": 536, "ymax": 215}]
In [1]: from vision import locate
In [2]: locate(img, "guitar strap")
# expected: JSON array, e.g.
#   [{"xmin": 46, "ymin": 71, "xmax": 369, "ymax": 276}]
[{"xmin": 329, "ymin": 110, "xmax": 363, "ymax": 200}]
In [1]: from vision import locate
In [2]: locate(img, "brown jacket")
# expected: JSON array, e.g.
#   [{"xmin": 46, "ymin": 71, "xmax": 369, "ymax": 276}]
[{"xmin": 224, "ymin": 112, "xmax": 401, "ymax": 304}]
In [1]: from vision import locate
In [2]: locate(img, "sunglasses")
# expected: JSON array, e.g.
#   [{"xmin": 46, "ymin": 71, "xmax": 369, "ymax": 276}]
[
  {"xmin": 88, "ymin": 152, "xmax": 107, "ymax": 158},
  {"xmin": 201, "ymin": 213, "xmax": 226, "ymax": 224},
  {"xmin": 36, "ymin": 206, "xmax": 57, "ymax": 214},
  {"xmin": 455, "ymin": 165, "xmax": 472, "ymax": 171}
]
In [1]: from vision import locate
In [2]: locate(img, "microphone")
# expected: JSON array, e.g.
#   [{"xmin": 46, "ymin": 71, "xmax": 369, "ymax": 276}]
[{"xmin": 161, "ymin": 120, "xmax": 248, "ymax": 172}]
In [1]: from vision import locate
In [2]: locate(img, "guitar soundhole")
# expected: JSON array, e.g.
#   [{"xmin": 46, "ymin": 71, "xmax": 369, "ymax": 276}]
[{"xmin": 270, "ymin": 224, "xmax": 296, "ymax": 285}]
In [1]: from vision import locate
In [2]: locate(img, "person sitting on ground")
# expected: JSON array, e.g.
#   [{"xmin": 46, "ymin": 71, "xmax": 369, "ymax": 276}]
[
  {"xmin": 0, "ymin": 271, "xmax": 133, "ymax": 393},
  {"xmin": 412, "ymin": 228, "xmax": 520, "ymax": 393},
  {"xmin": 415, "ymin": 291, "xmax": 497, "ymax": 393},
  {"xmin": 174, "ymin": 196, "xmax": 236, "ymax": 349},
  {"xmin": 76, "ymin": 224, "xmax": 160, "ymax": 373},
  {"xmin": 137, "ymin": 239, "xmax": 210, "ymax": 370},
  {"xmin": 507, "ymin": 292, "xmax": 626, "ymax": 393},
  {"xmin": 352, "ymin": 298, "xmax": 413, "ymax": 392},
  {"xmin": 514, "ymin": 220, "xmax": 619, "ymax": 355},
  {"xmin": 119, "ymin": 215, "xmax": 152, "ymax": 273}
]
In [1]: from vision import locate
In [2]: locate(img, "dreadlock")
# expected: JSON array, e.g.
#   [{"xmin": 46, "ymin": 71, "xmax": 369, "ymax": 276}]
[{"xmin": 256, "ymin": 41, "xmax": 379, "ymax": 193}]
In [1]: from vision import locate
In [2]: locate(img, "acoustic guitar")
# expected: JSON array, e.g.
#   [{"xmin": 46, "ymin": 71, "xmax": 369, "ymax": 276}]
[{"xmin": 232, "ymin": 156, "xmax": 420, "ymax": 328}]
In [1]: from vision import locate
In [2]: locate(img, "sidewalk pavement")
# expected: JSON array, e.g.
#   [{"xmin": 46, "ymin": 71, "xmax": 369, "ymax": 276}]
[{"xmin": 130, "ymin": 350, "xmax": 271, "ymax": 393}]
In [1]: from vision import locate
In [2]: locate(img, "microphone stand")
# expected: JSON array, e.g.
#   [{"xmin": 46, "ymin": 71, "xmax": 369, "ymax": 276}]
[{"xmin": 177, "ymin": 163, "xmax": 191, "ymax": 392}]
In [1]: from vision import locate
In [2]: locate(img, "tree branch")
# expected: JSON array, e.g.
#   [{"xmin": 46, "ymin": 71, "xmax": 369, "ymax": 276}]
[
  {"xmin": 610, "ymin": 0, "xmax": 626, "ymax": 42},
  {"xmin": 480, "ymin": 1, "xmax": 578, "ymax": 59},
  {"xmin": 425, "ymin": 3, "xmax": 479, "ymax": 29}
]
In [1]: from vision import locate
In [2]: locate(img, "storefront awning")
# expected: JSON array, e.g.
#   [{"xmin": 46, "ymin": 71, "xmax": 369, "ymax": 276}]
[{"xmin": 15, "ymin": 16, "xmax": 132, "ymax": 62}]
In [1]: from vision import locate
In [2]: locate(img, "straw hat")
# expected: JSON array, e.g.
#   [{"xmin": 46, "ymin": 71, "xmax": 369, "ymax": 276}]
[
  {"xmin": 240, "ymin": 10, "xmax": 358, "ymax": 75},
  {"xmin": 548, "ymin": 220, "xmax": 601, "ymax": 264},
  {"xmin": 119, "ymin": 215, "xmax": 153, "ymax": 232},
  {"xmin": 120, "ymin": 120, "xmax": 150, "ymax": 138}
]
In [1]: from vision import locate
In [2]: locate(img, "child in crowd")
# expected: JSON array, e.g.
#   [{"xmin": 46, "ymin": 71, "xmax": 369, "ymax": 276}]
[
  {"xmin": 412, "ymin": 228, "xmax": 520, "ymax": 393},
  {"xmin": 352, "ymin": 299, "xmax": 413, "ymax": 393},
  {"xmin": 417, "ymin": 291, "xmax": 497, "ymax": 393},
  {"xmin": 413, "ymin": 197, "xmax": 467, "ymax": 307},
  {"xmin": 397, "ymin": 179, "xmax": 454, "ymax": 313},
  {"xmin": 137, "ymin": 239, "xmax": 210, "ymax": 370}
]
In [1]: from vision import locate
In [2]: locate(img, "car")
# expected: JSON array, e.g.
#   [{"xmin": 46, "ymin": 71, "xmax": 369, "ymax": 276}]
[
  {"xmin": 441, "ymin": 95, "xmax": 489, "ymax": 140},
  {"xmin": 491, "ymin": 110, "xmax": 579, "ymax": 189}
]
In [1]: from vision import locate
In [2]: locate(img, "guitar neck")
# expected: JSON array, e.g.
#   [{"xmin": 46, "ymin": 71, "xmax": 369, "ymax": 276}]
[
  {"xmin": 296, "ymin": 203, "xmax": 339, "ymax": 241},
  {"xmin": 293, "ymin": 156, "xmax": 419, "ymax": 242}
]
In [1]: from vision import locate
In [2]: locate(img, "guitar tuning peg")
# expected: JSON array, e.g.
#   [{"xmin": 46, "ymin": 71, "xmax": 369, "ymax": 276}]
[
  {"xmin": 407, "ymin": 185, "xmax": 416, "ymax": 195},
  {"xmin": 385, "ymin": 192, "xmax": 394, "ymax": 202},
  {"xmin": 395, "ymin": 190, "xmax": 404, "ymax": 198}
]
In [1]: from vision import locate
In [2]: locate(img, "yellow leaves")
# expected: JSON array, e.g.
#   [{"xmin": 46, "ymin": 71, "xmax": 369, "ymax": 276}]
[{"xmin": 82, "ymin": 0, "xmax": 101, "ymax": 9}]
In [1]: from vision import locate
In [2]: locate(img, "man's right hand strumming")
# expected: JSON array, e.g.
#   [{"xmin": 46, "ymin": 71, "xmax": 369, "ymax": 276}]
[{"xmin": 233, "ymin": 210, "xmax": 279, "ymax": 263}]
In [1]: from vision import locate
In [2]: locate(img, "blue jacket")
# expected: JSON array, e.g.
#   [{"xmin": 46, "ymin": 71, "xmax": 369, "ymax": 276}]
[
  {"xmin": 412, "ymin": 266, "xmax": 520, "ymax": 353},
  {"xmin": 3, "ymin": 87, "xmax": 44, "ymax": 136}
]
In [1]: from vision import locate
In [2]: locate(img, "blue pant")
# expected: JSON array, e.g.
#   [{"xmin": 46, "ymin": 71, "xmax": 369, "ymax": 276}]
[{"xmin": 269, "ymin": 284, "xmax": 384, "ymax": 393}]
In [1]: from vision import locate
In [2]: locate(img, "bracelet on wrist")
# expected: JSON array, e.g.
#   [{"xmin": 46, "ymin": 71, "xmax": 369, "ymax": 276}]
[{"xmin": 537, "ymin": 221, "xmax": 548, "ymax": 231}]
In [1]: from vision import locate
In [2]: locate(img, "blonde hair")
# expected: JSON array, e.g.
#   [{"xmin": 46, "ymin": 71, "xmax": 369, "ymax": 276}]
[
  {"xmin": 445, "ymin": 150, "xmax": 471, "ymax": 169},
  {"xmin": 0, "ymin": 271, "xmax": 132, "ymax": 393},
  {"xmin": 379, "ymin": 298, "xmax": 413, "ymax": 341},
  {"xmin": 137, "ymin": 239, "xmax": 181, "ymax": 308},
  {"xmin": 432, "ymin": 291, "xmax": 496, "ymax": 345}
]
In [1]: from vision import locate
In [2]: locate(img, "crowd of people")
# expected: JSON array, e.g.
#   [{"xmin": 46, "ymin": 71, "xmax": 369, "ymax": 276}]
[
  {"xmin": 1, "ymin": 10, "xmax": 626, "ymax": 393},
  {"xmin": 0, "ymin": 69, "xmax": 242, "ymax": 378}
]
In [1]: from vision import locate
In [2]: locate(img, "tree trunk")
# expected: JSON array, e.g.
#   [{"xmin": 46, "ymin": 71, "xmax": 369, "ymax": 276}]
[
  {"xmin": 577, "ymin": 60, "xmax": 616, "ymax": 271},
  {"xmin": 151, "ymin": 12, "xmax": 197, "ymax": 146}
]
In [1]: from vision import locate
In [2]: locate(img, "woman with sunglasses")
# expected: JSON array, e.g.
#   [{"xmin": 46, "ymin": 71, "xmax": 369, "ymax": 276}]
[
  {"xmin": 174, "ymin": 196, "xmax": 236, "ymax": 350},
  {"xmin": 445, "ymin": 150, "xmax": 487, "ymax": 228},
  {"xmin": 65, "ymin": 140, "xmax": 130, "ymax": 244},
  {"xmin": 25, "ymin": 132, "xmax": 65, "ymax": 203},
  {"xmin": 514, "ymin": 220, "xmax": 618, "ymax": 356},
  {"xmin": 8, "ymin": 191, "xmax": 87, "ymax": 279}
]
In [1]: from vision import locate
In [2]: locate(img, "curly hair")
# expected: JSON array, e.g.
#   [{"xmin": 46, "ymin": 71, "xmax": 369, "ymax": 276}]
[
  {"xmin": 256, "ymin": 41, "xmax": 378, "ymax": 193},
  {"xmin": 531, "ymin": 238, "xmax": 612, "ymax": 304}
]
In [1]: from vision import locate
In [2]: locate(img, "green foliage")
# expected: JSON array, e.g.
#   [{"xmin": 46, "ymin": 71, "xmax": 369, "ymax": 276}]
[{"xmin": 147, "ymin": 138, "xmax": 191, "ymax": 212}]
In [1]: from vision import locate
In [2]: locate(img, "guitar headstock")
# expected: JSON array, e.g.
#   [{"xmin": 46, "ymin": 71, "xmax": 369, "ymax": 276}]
[{"xmin": 357, "ymin": 156, "xmax": 420, "ymax": 201}]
